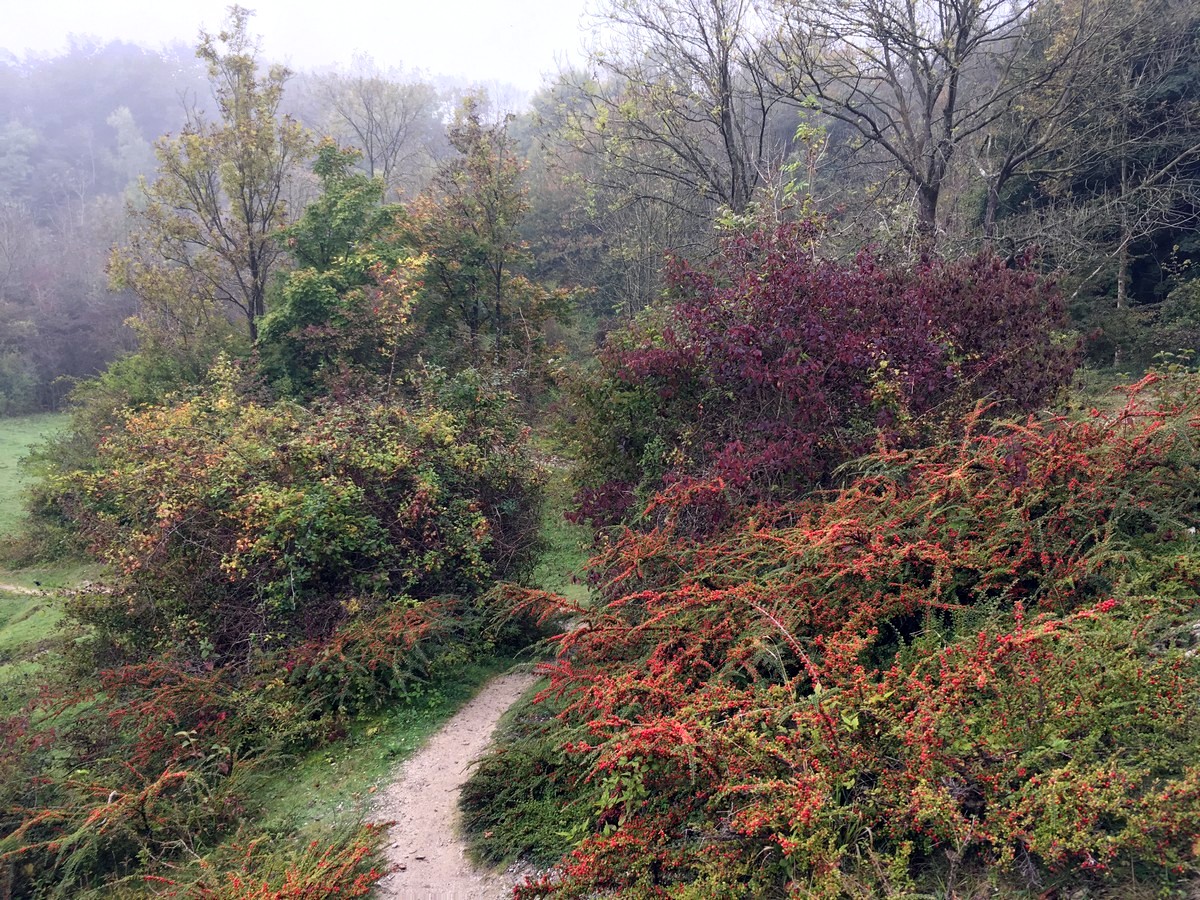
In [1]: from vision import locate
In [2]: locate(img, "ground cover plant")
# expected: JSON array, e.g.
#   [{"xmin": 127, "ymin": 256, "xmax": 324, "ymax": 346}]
[
  {"xmin": 569, "ymin": 224, "xmax": 1077, "ymax": 528},
  {"xmin": 0, "ymin": 565, "xmax": 542, "ymax": 898},
  {"xmin": 468, "ymin": 372, "xmax": 1200, "ymax": 897}
]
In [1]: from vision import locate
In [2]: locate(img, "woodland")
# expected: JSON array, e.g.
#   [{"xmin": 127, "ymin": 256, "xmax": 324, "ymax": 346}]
[{"xmin": 0, "ymin": 0, "xmax": 1199, "ymax": 897}]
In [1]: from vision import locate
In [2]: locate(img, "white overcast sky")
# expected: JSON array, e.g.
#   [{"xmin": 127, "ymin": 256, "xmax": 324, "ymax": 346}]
[{"xmin": 3, "ymin": 0, "xmax": 595, "ymax": 93}]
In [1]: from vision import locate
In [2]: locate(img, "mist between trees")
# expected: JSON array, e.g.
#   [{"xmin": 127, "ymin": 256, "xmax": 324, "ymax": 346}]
[{"xmin": 0, "ymin": 0, "xmax": 1196, "ymax": 417}]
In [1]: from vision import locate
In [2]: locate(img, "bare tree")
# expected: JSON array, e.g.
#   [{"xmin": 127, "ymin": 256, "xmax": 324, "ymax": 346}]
[
  {"xmin": 965, "ymin": 0, "xmax": 1107, "ymax": 239},
  {"xmin": 771, "ymin": 0, "xmax": 1097, "ymax": 244},
  {"xmin": 574, "ymin": 0, "xmax": 789, "ymax": 216},
  {"xmin": 1051, "ymin": 0, "xmax": 1199, "ymax": 306},
  {"xmin": 315, "ymin": 62, "xmax": 442, "ymax": 196}
]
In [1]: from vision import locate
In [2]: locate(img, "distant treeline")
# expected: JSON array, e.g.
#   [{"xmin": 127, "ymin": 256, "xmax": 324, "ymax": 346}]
[{"xmin": 2, "ymin": 0, "xmax": 1199, "ymax": 414}]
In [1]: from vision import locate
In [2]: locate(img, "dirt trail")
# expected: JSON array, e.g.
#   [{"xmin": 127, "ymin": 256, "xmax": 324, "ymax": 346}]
[
  {"xmin": 0, "ymin": 582, "xmax": 40, "ymax": 595},
  {"xmin": 371, "ymin": 671, "xmax": 537, "ymax": 900}
]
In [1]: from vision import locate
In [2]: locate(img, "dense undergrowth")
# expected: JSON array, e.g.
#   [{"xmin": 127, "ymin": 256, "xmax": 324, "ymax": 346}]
[
  {"xmin": 1, "ymin": 176, "xmax": 1186, "ymax": 897},
  {"xmin": 0, "ymin": 86, "xmax": 576, "ymax": 896},
  {"xmin": 0, "ymin": 363, "xmax": 550, "ymax": 897},
  {"xmin": 0, "ymin": 590, "xmax": 546, "ymax": 898},
  {"xmin": 569, "ymin": 226, "xmax": 1076, "ymax": 528},
  {"xmin": 52, "ymin": 360, "xmax": 542, "ymax": 667},
  {"xmin": 466, "ymin": 372, "xmax": 1200, "ymax": 897}
]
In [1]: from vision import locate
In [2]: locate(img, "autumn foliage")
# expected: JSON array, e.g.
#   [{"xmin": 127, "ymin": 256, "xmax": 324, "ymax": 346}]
[
  {"xmin": 478, "ymin": 374, "xmax": 1200, "ymax": 896},
  {"xmin": 151, "ymin": 825, "xmax": 386, "ymax": 899},
  {"xmin": 0, "ymin": 359, "xmax": 547, "ymax": 896},
  {"xmin": 0, "ymin": 591, "xmax": 499, "ymax": 896},
  {"xmin": 46, "ymin": 360, "xmax": 543, "ymax": 665},
  {"xmin": 571, "ymin": 224, "xmax": 1077, "ymax": 526}
]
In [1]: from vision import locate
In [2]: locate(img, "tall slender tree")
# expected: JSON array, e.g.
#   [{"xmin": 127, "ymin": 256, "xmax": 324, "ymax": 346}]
[
  {"xmin": 404, "ymin": 96, "xmax": 571, "ymax": 385},
  {"xmin": 408, "ymin": 96, "xmax": 530, "ymax": 357},
  {"xmin": 111, "ymin": 6, "xmax": 310, "ymax": 345}
]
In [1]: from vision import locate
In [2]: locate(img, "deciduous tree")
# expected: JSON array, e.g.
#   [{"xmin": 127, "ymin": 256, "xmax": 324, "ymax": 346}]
[
  {"xmin": 406, "ymin": 96, "xmax": 570, "ymax": 375},
  {"xmin": 313, "ymin": 62, "xmax": 443, "ymax": 196},
  {"xmin": 259, "ymin": 140, "xmax": 421, "ymax": 396},
  {"xmin": 111, "ymin": 6, "xmax": 310, "ymax": 345},
  {"xmin": 579, "ymin": 0, "xmax": 786, "ymax": 217},
  {"xmin": 772, "ymin": 0, "xmax": 1097, "ymax": 244}
]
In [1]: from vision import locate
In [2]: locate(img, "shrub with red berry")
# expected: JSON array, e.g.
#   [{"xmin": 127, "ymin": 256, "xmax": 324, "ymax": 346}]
[{"xmin": 480, "ymin": 373, "xmax": 1200, "ymax": 897}]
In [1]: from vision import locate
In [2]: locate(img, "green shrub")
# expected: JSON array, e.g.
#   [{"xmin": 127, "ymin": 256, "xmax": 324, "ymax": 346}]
[{"xmin": 49, "ymin": 359, "xmax": 543, "ymax": 665}]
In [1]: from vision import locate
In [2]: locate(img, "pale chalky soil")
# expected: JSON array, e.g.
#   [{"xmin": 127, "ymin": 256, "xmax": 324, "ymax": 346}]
[{"xmin": 371, "ymin": 671, "xmax": 537, "ymax": 900}]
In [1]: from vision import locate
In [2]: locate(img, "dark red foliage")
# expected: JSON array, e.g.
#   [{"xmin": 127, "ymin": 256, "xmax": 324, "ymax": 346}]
[{"xmin": 573, "ymin": 225, "xmax": 1076, "ymax": 526}]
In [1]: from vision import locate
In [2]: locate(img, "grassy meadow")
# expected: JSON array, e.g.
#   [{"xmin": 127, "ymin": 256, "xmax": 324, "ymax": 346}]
[
  {"xmin": 0, "ymin": 412, "xmax": 66, "ymax": 536},
  {"xmin": 0, "ymin": 414, "xmax": 71, "ymax": 711}
]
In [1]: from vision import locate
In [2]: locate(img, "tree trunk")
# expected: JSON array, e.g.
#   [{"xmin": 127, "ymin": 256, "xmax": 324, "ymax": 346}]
[
  {"xmin": 493, "ymin": 263, "xmax": 505, "ymax": 352},
  {"xmin": 470, "ymin": 297, "xmax": 480, "ymax": 358},
  {"xmin": 983, "ymin": 179, "xmax": 1000, "ymax": 242},
  {"xmin": 1116, "ymin": 155, "xmax": 1130, "ymax": 310},
  {"xmin": 916, "ymin": 184, "xmax": 939, "ymax": 246}
]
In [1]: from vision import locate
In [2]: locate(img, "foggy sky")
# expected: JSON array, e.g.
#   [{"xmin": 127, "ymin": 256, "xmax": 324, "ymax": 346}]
[{"xmin": 3, "ymin": 0, "xmax": 593, "ymax": 94}]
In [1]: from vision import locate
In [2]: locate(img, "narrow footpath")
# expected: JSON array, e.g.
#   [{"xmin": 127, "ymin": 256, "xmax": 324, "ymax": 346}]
[
  {"xmin": 371, "ymin": 671, "xmax": 537, "ymax": 899},
  {"xmin": 0, "ymin": 582, "xmax": 39, "ymax": 595}
]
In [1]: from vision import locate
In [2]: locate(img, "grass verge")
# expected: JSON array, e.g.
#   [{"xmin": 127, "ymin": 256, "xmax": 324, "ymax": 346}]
[
  {"xmin": 460, "ymin": 679, "xmax": 584, "ymax": 868},
  {"xmin": 530, "ymin": 458, "xmax": 591, "ymax": 605},
  {"xmin": 457, "ymin": 440, "xmax": 592, "ymax": 870},
  {"xmin": 256, "ymin": 655, "xmax": 530, "ymax": 838},
  {"xmin": 0, "ymin": 413, "xmax": 67, "ymax": 537}
]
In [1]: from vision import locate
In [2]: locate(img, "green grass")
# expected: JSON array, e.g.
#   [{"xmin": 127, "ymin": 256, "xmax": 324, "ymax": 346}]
[
  {"xmin": 0, "ymin": 560, "xmax": 100, "ymax": 714},
  {"xmin": 531, "ymin": 461, "xmax": 592, "ymax": 605},
  {"xmin": 0, "ymin": 412, "xmax": 67, "ymax": 536},
  {"xmin": 0, "ymin": 560, "xmax": 101, "ymax": 591},
  {"xmin": 0, "ymin": 415, "xmax": 101, "ymax": 709},
  {"xmin": 460, "ymin": 678, "xmax": 584, "ymax": 867},
  {"xmin": 0, "ymin": 586, "xmax": 64, "ymax": 712},
  {"xmin": 0, "ymin": 589, "xmax": 62, "ymax": 654}
]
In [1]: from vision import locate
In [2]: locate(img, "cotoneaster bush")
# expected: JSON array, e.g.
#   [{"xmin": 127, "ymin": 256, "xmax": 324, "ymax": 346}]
[
  {"xmin": 180, "ymin": 824, "xmax": 387, "ymax": 899},
  {"xmin": 569, "ymin": 223, "xmax": 1077, "ymax": 527},
  {"xmin": 476, "ymin": 374, "xmax": 1200, "ymax": 898},
  {"xmin": 0, "ymin": 593, "xmax": 515, "ymax": 896}
]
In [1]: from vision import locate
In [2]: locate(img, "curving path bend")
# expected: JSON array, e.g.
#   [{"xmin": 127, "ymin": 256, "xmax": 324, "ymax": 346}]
[{"xmin": 371, "ymin": 671, "xmax": 537, "ymax": 900}]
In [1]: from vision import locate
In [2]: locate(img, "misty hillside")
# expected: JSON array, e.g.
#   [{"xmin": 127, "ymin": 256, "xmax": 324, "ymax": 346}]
[{"xmin": 1, "ymin": 2, "xmax": 1199, "ymax": 898}]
